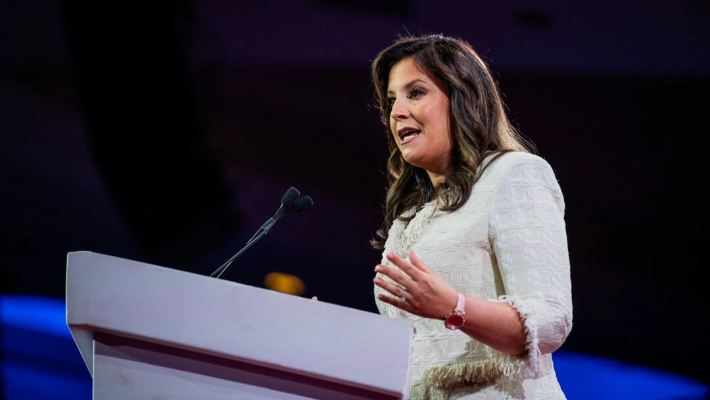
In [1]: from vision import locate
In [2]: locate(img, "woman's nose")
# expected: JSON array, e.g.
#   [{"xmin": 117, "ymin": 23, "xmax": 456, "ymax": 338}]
[{"xmin": 390, "ymin": 97, "xmax": 410, "ymax": 120}]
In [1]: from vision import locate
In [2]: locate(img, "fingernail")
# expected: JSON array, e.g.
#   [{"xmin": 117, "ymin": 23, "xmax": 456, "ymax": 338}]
[{"xmin": 375, "ymin": 265, "xmax": 382, "ymax": 272}]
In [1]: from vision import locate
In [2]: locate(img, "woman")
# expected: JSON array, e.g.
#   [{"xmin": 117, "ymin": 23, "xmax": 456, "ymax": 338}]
[{"xmin": 371, "ymin": 34, "xmax": 572, "ymax": 399}]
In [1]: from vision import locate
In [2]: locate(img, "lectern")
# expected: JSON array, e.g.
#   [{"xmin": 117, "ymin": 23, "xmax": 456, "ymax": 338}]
[{"xmin": 66, "ymin": 251, "xmax": 413, "ymax": 399}]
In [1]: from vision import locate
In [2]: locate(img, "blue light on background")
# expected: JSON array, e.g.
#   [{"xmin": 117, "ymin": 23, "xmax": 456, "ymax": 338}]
[
  {"xmin": 1, "ymin": 295, "xmax": 91, "ymax": 399},
  {"xmin": 1, "ymin": 294, "xmax": 708, "ymax": 400}
]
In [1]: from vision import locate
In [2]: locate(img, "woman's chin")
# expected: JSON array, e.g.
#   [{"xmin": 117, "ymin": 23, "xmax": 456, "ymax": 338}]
[
  {"xmin": 402, "ymin": 157, "xmax": 423, "ymax": 170},
  {"xmin": 400, "ymin": 150, "xmax": 422, "ymax": 166}
]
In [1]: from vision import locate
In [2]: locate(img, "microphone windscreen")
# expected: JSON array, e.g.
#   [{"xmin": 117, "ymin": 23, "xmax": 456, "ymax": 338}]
[
  {"xmin": 294, "ymin": 195, "xmax": 313, "ymax": 212},
  {"xmin": 281, "ymin": 187, "xmax": 300, "ymax": 207}
]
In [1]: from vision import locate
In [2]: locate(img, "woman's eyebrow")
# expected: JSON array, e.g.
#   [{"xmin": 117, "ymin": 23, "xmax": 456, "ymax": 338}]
[{"xmin": 387, "ymin": 78, "xmax": 429, "ymax": 95}]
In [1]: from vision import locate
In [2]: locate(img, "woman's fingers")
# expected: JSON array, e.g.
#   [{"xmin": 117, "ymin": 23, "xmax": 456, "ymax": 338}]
[
  {"xmin": 385, "ymin": 253, "xmax": 421, "ymax": 280},
  {"xmin": 376, "ymin": 289, "xmax": 407, "ymax": 308},
  {"xmin": 375, "ymin": 263, "xmax": 410, "ymax": 286},
  {"xmin": 373, "ymin": 277, "xmax": 409, "ymax": 309},
  {"xmin": 373, "ymin": 276, "xmax": 406, "ymax": 297},
  {"xmin": 409, "ymin": 250, "xmax": 434, "ymax": 273},
  {"xmin": 376, "ymin": 252, "xmax": 459, "ymax": 319}
]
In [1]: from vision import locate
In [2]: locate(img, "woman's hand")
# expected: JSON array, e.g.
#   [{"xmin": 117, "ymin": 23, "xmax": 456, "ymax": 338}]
[{"xmin": 374, "ymin": 251, "xmax": 459, "ymax": 320}]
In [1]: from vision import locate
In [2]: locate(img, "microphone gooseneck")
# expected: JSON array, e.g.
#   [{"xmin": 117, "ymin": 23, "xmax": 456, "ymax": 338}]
[{"xmin": 210, "ymin": 187, "xmax": 313, "ymax": 279}]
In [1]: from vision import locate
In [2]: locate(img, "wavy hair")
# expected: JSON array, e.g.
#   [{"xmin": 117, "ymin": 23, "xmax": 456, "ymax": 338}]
[{"xmin": 371, "ymin": 34, "xmax": 533, "ymax": 249}]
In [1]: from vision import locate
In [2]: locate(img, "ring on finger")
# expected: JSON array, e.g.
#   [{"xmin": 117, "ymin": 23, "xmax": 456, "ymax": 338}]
[{"xmin": 400, "ymin": 288, "xmax": 407, "ymax": 302}]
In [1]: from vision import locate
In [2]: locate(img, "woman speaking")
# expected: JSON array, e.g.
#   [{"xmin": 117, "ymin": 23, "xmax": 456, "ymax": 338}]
[{"xmin": 371, "ymin": 34, "xmax": 572, "ymax": 399}]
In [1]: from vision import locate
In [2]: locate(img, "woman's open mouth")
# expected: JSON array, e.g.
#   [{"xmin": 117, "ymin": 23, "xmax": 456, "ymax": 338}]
[{"xmin": 398, "ymin": 127, "xmax": 421, "ymax": 145}]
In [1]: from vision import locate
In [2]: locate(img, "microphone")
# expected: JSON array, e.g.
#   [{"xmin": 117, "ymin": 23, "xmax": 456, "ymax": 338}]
[
  {"xmin": 278, "ymin": 186, "xmax": 301, "ymax": 213},
  {"xmin": 293, "ymin": 195, "xmax": 313, "ymax": 213},
  {"xmin": 244, "ymin": 187, "xmax": 301, "ymax": 246},
  {"xmin": 210, "ymin": 187, "xmax": 314, "ymax": 279}
]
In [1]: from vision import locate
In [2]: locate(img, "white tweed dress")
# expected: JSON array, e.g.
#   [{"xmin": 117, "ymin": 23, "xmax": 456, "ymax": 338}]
[{"xmin": 374, "ymin": 152, "xmax": 572, "ymax": 400}]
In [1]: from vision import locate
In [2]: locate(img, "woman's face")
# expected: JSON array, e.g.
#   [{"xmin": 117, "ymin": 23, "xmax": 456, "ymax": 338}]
[{"xmin": 387, "ymin": 56, "xmax": 453, "ymax": 183}]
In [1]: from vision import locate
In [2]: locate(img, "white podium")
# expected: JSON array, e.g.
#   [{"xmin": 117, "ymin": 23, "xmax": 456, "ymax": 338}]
[{"xmin": 65, "ymin": 251, "xmax": 413, "ymax": 399}]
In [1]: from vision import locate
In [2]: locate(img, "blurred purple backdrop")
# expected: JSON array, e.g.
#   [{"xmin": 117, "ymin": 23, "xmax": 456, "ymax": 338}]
[{"xmin": 1, "ymin": 0, "xmax": 708, "ymax": 397}]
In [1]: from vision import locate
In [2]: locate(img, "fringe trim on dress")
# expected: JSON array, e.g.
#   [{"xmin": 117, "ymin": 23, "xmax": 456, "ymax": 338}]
[
  {"xmin": 412, "ymin": 294, "xmax": 543, "ymax": 398},
  {"xmin": 412, "ymin": 347, "xmax": 535, "ymax": 399},
  {"xmin": 497, "ymin": 294, "xmax": 542, "ymax": 380}
]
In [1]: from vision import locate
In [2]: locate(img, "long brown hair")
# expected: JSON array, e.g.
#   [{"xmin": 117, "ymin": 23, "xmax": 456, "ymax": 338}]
[{"xmin": 371, "ymin": 34, "xmax": 533, "ymax": 249}]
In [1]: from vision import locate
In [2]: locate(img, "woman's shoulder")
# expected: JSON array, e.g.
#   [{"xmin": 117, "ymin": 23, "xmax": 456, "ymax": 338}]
[
  {"xmin": 481, "ymin": 151, "xmax": 559, "ymax": 187},
  {"xmin": 485, "ymin": 151, "xmax": 553, "ymax": 173},
  {"xmin": 489, "ymin": 151, "xmax": 549, "ymax": 169}
]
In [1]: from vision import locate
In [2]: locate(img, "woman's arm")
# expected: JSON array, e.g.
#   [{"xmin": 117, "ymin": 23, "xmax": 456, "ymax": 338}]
[
  {"xmin": 375, "ymin": 252, "xmax": 528, "ymax": 354},
  {"xmin": 374, "ymin": 252, "xmax": 527, "ymax": 355},
  {"xmin": 374, "ymin": 153, "xmax": 572, "ymax": 357}
]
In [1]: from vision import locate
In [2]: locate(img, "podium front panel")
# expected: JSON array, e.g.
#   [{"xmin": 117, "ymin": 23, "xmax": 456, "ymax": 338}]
[
  {"xmin": 93, "ymin": 332, "xmax": 399, "ymax": 400},
  {"xmin": 67, "ymin": 252, "xmax": 413, "ymax": 399}
]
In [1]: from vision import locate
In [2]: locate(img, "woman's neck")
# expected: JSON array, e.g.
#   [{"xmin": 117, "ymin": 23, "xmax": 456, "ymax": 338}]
[{"xmin": 427, "ymin": 169, "xmax": 450, "ymax": 188}]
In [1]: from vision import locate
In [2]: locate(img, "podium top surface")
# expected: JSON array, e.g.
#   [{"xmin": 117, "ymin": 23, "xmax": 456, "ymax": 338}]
[{"xmin": 66, "ymin": 251, "xmax": 413, "ymax": 398}]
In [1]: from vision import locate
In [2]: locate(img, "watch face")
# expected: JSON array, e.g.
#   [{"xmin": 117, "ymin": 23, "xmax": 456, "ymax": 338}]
[{"xmin": 445, "ymin": 313, "xmax": 465, "ymax": 330}]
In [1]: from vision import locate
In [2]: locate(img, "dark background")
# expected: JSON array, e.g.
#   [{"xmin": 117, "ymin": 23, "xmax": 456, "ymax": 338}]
[{"xmin": 1, "ymin": 0, "xmax": 708, "ymax": 387}]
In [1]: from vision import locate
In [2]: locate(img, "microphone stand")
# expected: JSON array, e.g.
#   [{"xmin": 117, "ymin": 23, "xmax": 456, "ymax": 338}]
[
  {"xmin": 209, "ymin": 232, "xmax": 264, "ymax": 279},
  {"xmin": 209, "ymin": 208, "xmax": 287, "ymax": 279},
  {"xmin": 209, "ymin": 191, "xmax": 313, "ymax": 280}
]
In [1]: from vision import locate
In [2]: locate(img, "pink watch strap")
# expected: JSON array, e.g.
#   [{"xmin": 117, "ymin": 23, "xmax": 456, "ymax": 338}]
[{"xmin": 455, "ymin": 292, "xmax": 465, "ymax": 312}]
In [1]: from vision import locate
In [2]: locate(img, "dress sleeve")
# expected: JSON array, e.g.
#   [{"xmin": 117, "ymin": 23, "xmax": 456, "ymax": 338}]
[{"xmin": 488, "ymin": 153, "xmax": 573, "ymax": 374}]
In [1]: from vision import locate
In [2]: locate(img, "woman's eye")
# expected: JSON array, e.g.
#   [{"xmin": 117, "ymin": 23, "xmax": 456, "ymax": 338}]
[
  {"xmin": 386, "ymin": 97, "xmax": 396, "ymax": 106},
  {"xmin": 408, "ymin": 88, "xmax": 425, "ymax": 99}
]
